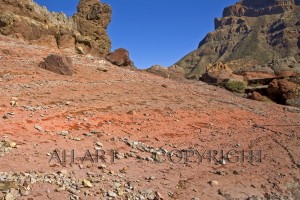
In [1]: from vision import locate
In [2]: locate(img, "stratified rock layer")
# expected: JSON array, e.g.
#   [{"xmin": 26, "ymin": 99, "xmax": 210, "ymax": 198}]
[{"xmin": 175, "ymin": 0, "xmax": 300, "ymax": 80}]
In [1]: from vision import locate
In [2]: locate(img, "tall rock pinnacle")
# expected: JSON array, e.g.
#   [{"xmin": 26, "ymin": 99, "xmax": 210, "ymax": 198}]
[{"xmin": 74, "ymin": 0, "xmax": 112, "ymax": 57}]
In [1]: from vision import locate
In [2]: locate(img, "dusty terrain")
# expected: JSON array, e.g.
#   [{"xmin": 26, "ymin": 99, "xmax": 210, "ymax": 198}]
[{"xmin": 0, "ymin": 35, "xmax": 299, "ymax": 200}]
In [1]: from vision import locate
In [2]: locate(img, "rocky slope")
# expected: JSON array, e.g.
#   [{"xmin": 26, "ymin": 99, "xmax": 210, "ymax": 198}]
[
  {"xmin": 174, "ymin": 0, "xmax": 300, "ymax": 80},
  {"xmin": 0, "ymin": 0, "xmax": 112, "ymax": 57},
  {"xmin": 0, "ymin": 34, "xmax": 300, "ymax": 200}
]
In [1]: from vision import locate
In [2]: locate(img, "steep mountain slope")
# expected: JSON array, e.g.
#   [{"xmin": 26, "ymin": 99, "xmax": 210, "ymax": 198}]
[{"xmin": 175, "ymin": 0, "xmax": 300, "ymax": 79}]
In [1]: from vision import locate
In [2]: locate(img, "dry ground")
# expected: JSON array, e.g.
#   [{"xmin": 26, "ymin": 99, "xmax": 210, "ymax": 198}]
[{"xmin": 0, "ymin": 35, "xmax": 299, "ymax": 200}]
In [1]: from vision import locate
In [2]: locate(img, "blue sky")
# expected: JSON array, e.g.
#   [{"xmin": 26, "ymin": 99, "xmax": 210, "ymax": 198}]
[{"xmin": 35, "ymin": 0, "xmax": 238, "ymax": 69}]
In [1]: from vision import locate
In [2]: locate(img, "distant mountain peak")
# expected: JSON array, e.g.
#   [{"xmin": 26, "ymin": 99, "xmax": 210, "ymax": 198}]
[{"xmin": 173, "ymin": 0, "xmax": 300, "ymax": 80}]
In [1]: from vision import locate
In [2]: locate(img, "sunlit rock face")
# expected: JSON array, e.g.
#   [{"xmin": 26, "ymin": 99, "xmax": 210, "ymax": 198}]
[
  {"xmin": 175, "ymin": 0, "xmax": 300, "ymax": 80},
  {"xmin": 0, "ymin": 0, "xmax": 112, "ymax": 57}
]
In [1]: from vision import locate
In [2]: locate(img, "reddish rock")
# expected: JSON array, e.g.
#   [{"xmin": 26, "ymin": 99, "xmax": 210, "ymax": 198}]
[
  {"xmin": 267, "ymin": 79, "xmax": 299, "ymax": 104},
  {"xmin": 106, "ymin": 48, "xmax": 134, "ymax": 67},
  {"xmin": 74, "ymin": 0, "xmax": 112, "ymax": 57},
  {"xmin": 242, "ymin": 71, "xmax": 276, "ymax": 81},
  {"xmin": 250, "ymin": 91, "xmax": 264, "ymax": 101},
  {"xmin": 39, "ymin": 54, "xmax": 74, "ymax": 76}
]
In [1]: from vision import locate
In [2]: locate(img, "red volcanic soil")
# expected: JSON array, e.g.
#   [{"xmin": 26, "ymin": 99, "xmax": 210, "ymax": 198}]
[{"xmin": 0, "ymin": 35, "xmax": 299, "ymax": 200}]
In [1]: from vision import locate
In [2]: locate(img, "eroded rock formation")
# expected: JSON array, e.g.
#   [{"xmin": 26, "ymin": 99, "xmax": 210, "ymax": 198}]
[
  {"xmin": 0, "ymin": 0, "xmax": 112, "ymax": 57},
  {"xmin": 73, "ymin": 0, "xmax": 111, "ymax": 57},
  {"xmin": 200, "ymin": 62, "xmax": 244, "ymax": 84}
]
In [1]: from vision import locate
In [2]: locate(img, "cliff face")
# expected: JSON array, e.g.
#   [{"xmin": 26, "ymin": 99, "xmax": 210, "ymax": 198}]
[
  {"xmin": 222, "ymin": 0, "xmax": 296, "ymax": 17},
  {"xmin": 175, "ymin": 0, "xmax": 300, "ymax": 79},
  {"xmin": 0, "ymin": 0, "xmax": 111, "ymax": 57}
]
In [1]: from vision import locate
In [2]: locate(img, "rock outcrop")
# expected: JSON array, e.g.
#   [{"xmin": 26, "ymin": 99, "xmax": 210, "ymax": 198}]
[
  {"xmin": 145, "ymin": 65, "xmax": 186, "ymax": 80},
  {"xmin": 200, "ymin": 62, "xmax": 244, "ymax": 84},
  {"xmin": 237, "ymin": 57, "xmax": 300, "ymax": 80},
  {"xmin": 73, "ymin": 0, "xmax": 111, "ymax": 57},
  {"xmin": 146, "ymin": 65, "xmax": 170, "ymax": 78},
  {"xmin": 0, "ymin": 0, "xmax": 111, "ymax": 57},
  {"xmin": 267, "ymin": 79, "xmax": 299, "ymax": 104},
  {"xmin": 174, "ymin": 0, "xmax": 300, "ymax": 80}
]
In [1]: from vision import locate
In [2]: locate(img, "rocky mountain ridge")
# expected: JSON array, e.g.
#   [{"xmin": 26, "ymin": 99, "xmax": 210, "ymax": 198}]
[
  {"xmin": 173, "ymin": 0, "xmax": 300, "ymax": 80},
  {"xmin": 145, "ymin": 0, "xmax": 300, "ymax": 107}
]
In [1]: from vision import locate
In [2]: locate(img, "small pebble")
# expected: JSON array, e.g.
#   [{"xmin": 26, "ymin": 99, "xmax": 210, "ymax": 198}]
[
  {"xmin": 83, "ymin": 179, "xmax": 93, "ymax": 188},
  {"xmin": 107, "ymin": 191, "xmax": 117, "ymax": 197},
  {"xmin": 209, "ymin": 180, "xmax": 219, "ymax": 186}
]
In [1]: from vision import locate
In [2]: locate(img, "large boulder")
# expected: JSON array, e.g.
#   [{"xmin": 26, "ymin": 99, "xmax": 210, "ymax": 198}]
[
  {"xmin": 267, "ymin": 79, "xmax": 300, "ymax": 104},
  {"xmin": 39, "ymin": 54, "xmax": 74, "ymax": 76},
  {"xmin": 250, "ymin": 91, "xmax": 264, "ymax": 101},
  {"xmin": 106, "ymin": 48, "xmax": 135, "ymax": 68}
]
